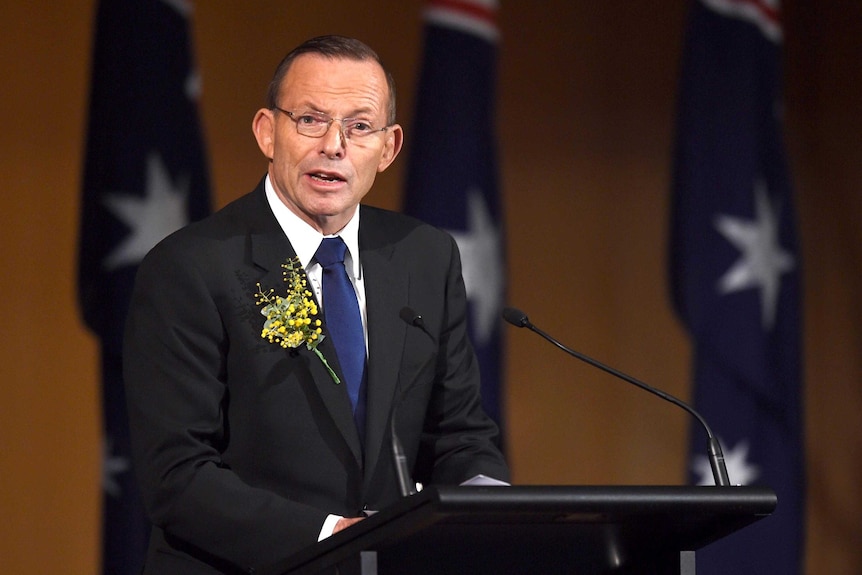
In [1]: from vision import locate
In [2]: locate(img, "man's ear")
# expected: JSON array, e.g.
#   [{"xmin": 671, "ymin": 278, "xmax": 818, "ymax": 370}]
[
  {"xmin": 377, "ymin": 123, "xmax": 404, "ymax": 172},
  {"xmin": 252, "ymin": 108, "xmax": 275, "ymax": 160}
]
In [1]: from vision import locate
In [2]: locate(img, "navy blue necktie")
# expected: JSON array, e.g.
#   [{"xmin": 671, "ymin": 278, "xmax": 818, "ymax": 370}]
[{"xmin": 315, "ymin": 237, "xmax": 367, "ymax": 441}]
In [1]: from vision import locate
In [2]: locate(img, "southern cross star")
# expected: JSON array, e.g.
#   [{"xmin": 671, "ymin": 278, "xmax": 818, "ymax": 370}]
[
  {"xmin": 102, "ymin": 437, "xmax": 130, "ymax": 498},
  {"xmin": 713, "ymin": 180, "xmax": 795, "ymax": 330},
  {"xmin": 448, "ymin": 189, "xmax": 504, "ymax": 345},
  {"xmin": 692, "ymin": 438, "xmax": 760, "ymax": 486},
  {"xmin": 102, "ymin": 152, "xmax": 190, "ymax": 270}
]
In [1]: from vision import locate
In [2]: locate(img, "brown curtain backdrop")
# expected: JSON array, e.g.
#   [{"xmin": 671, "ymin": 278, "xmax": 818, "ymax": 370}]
[{"xmin": 1, "ymin": 1, "xmax": 859, "ymax": 572}]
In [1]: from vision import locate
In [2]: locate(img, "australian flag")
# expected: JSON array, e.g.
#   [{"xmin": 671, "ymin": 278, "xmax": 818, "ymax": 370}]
[
  {"xmin": 403, "ymin": 0, "xmax": 506, "ymax": 436},
  {"xmin": 78, "ymin": 1, "xmax": 211, "ymax": 573},
  {"xmin": 669, "ymin": 1, "xmax": 804, "ymax": 573}
]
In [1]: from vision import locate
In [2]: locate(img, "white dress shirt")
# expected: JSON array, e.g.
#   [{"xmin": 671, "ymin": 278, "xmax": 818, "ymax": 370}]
[{"xmin": 264, "ymin": 175, "xmax": 366, "ymax": 540}]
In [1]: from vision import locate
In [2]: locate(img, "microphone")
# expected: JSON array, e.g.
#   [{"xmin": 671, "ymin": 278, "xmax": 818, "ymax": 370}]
[
  {"xmin": 390, "ymin": 307, "xmax": 430, "ymax": 497},
  {"xmin": 502, "ymin": 307, "xmax": 731, "ymax": 487},
  {"xmin": 399, "ymin": 307, "xmax": 437, "ymax": 344}
]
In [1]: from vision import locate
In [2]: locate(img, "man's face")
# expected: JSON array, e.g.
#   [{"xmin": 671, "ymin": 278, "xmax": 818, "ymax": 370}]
[{"xmin": 253, "ymin": 54, "xmax": 403, "ymax": 234}]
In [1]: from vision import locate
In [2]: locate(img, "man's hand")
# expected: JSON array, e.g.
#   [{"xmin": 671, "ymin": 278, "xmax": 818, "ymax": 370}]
[{"xmin": 333, "ymin": 516, "xmax": 364, "ymax": 534}]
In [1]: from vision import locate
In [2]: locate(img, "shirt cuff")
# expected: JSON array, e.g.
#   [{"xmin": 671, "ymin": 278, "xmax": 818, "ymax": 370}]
[{"xmin": 318, "ymin": 514, "xmax": 343, "ymax": 541}]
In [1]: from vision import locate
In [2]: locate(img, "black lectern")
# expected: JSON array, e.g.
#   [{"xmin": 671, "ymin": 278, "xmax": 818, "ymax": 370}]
[{"xmin": 262, "ymin": 485, "xmax": 776, "ymax": 575}]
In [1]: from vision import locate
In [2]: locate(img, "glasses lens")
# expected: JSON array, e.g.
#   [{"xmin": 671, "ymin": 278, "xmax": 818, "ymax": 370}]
[
  {"xmin": 293, "ymin": 113, "xmax": 329, "ymax": 137},
  {"xmin": 343, "ymin": 119, "xmax": 377, "ymax": 139}
]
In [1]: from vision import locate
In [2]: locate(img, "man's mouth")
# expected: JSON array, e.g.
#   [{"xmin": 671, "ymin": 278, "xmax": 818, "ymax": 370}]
[{"xmin": 310, "ymin": 172, "xmax": 345, "ymax": 183}]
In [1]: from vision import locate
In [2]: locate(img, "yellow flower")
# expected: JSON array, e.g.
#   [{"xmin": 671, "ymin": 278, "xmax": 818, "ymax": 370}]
[{"xmin": 254, "ymin": 257, "xmax": 340, "ymax": 384}]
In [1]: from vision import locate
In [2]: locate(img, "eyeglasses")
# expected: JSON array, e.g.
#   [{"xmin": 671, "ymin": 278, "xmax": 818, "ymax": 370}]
[{"xmin": 274, "ymin": 107, "xmax": 389, "ymax": 141}]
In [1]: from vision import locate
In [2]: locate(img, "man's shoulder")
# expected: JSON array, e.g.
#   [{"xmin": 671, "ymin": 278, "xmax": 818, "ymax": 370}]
[
  {"xmin": 141, "ymin": 184, "xmax": 266, "ymax": 265},
  {"xmin": 171, "ymin": 183, "xmax": 267, "ymax": 237},
  {"xmin": 359, "ymin": 204, "xmax": 453, "ymax": 246},
  {"xmin": 204, "ymin": 183, "xmax": 267, "ymax": 230}
]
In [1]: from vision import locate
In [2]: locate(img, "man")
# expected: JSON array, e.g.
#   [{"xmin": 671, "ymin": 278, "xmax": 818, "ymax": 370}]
[{"xmin": 123, "ymin": 35, "xmax": 509, "ymax": 574}]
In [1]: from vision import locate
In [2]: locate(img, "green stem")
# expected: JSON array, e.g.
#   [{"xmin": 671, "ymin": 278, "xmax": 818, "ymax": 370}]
[{"xmin": 313, "ymin": 347, "xmax": 341, "ymax": 384}]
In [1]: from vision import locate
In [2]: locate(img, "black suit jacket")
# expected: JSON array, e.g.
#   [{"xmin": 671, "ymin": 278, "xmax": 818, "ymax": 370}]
[{"xmin": 123, "ymin": 180, "xmax": 509, "ymax": 574}]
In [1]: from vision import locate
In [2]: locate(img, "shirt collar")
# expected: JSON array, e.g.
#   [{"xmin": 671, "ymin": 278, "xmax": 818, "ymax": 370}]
[{"xmin": 264, "ymin": 175, "xmax": 361, "ymax": 278}]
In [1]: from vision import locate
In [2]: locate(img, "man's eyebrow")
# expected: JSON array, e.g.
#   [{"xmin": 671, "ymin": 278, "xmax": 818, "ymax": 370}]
[{"xmin": 293, "ymin": 104, "xmax": 377, "ymax": 118}]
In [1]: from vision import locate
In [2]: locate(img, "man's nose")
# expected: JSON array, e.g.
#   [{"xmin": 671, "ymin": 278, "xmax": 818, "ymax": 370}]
[{"xmin": 319, "ymin": 120, "xmax": 346, "ymax": 157}]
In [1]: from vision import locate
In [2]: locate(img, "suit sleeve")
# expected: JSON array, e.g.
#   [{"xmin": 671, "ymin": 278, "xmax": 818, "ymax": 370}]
[
  {"xmin": 123, "ymin": 237, "xmax": 326, "ymax": 571},
  {"xmin": 414, "ymin": 233, "xmax": 510, "ymax": 486}
]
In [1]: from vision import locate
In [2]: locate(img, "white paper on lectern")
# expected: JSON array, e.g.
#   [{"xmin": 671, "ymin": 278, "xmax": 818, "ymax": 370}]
[{"xmin": 460, "ymin": 474, "xmax": 511, "ymax": 486}]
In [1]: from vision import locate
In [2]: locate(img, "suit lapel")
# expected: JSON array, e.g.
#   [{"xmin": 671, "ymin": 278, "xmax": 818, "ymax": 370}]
[
  {"xmin": 248, "ymin": 185, "xmax": 363, "ymax": 464},
  {"xmin": 359, "ymin": 213, "xmax": 410, "ymax": 485}
]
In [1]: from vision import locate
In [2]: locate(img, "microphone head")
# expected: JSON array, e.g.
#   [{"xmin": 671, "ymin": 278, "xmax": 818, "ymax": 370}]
[{"xmin": 502, "ymin": 307, "xmax": 530, "ymax": 328}]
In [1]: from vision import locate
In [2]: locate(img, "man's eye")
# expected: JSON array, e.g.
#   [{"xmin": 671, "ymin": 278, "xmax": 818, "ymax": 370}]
[
  {"xmin": 349, "ymin": 121, "xmax": 372, "ymax": 132},
  {"xmin": 297, "ymin": 115, "xmax": 319, "ymax": 125}
]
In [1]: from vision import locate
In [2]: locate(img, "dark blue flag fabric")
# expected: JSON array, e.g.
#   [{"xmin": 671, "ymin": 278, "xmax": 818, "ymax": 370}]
[
  {"xmin": 78, "ymin": 1, "xmax": 211, "ymax": 572},
  {"xmin": 670, "ymin": 1, "xmax": 804, "ymax": 573},
  {"xmin": 403, "ymin": 0, "xmax": 506, "ymax": 436}
]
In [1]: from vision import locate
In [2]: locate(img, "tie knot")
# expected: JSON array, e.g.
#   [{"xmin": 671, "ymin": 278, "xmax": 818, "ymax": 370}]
[{"xmin": 315, "ymin": 236, "xmax": 347, "ymax": 268}]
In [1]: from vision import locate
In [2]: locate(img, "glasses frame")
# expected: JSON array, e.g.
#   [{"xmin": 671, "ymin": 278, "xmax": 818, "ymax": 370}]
[{"xmin": 273, "ymin": 107, "xmax": 389, "ymax": 141}]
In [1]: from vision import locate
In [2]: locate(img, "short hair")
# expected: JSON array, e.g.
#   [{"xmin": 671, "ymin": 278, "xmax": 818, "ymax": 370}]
[{"xmin": 266, "ymin": 35, "xmax": 397, "ymax": 126}]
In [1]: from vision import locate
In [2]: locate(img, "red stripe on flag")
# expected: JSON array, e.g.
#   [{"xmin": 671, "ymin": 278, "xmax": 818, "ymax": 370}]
[
  {"xmin": 427, "ymin": 0, "xmax": 497, "ymax": 26},
  {"xmin": 721, "ymin": 0, "xmax": 781, "ymax": 25}
]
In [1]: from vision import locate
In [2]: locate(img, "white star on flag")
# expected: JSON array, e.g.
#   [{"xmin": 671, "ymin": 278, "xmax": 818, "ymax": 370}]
[
  {"xmin": 692, "ymin": 439, "xmax": 760, "ymax": 486},
  {"xmin": 714, "ymin": 180, "xmax": 795, "ymax": 330},
  {"xmin": 185, "ymin": 69, "xmax": 202, "ymax": 100},
  {"xmin": 102, "ymin": 152, "xmax": 190, "ymax": 270},
  {"xmin": 102, "ymin": 437, "xmax": 131, "ymax": 499},
  {"xmin": 448, "ymin": 189, "xmax": 504, "ymax": 345}
]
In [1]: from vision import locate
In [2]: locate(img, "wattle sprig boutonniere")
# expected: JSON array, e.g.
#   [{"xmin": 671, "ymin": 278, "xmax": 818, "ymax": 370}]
[{"xmin": 255, "ymin": 257, "xmax": 340, "ymax": 384}]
